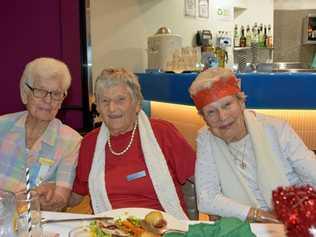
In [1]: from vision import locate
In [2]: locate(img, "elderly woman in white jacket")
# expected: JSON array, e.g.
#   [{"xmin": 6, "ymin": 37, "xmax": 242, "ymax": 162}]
[{"xmin": 190, "ymin": 67, "xmax": 316, "ymax": 223}]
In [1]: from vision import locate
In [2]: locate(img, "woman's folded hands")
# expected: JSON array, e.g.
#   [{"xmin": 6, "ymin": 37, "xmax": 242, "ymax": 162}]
[{"xmin": 35, "ymin": 182, "xmax": 70, "ymax": 211}]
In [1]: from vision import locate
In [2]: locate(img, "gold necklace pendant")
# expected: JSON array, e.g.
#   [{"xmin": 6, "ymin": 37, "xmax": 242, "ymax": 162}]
[
  {"xmin": 240, "ymin": 160, "xmax": 247, "ymax": 169},
  {"xmin": 228, "ymin": 136, "xmax": 248, "ymax": 170}
]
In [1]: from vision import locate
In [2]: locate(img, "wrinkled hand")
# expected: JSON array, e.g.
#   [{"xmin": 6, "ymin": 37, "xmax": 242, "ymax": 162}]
[
  {"xmin": 36, "ymin": 182, "xmax": 55, "ymax": 203},
  {"xmin": 35, "ymin": 183, "xmax": 70, "ymax": 211}
]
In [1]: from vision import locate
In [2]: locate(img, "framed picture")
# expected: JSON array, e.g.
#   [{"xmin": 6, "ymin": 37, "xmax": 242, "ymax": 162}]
[
  {"xmin": 198, "ymin": 0, "xmax": 209, "ymax": 18},
  {"xmin": 185, "ymin": 0, "xmax": 196, "ymax": 17}
]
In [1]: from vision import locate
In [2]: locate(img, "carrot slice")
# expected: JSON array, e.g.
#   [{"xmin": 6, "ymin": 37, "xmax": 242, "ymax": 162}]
[{"xmin": 121, "ymin": 220, "xmax": 145, "ymax": 236}]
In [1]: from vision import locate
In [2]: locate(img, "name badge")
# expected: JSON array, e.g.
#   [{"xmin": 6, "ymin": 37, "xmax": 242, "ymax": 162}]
[
  {"xmin": 126, "ymin": 170, "xmax": 146, "ymax": 181},
  {"xmin": 38, "ymin": 157, "xmax": 55, "ymax": 166},
  {"xmin": 36, "ymin": 157, "xmax": 54, "ymax": 185}
]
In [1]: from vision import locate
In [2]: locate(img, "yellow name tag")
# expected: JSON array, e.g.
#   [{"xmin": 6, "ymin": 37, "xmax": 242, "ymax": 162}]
[{"xmin": 38, "ymin": 157, "xmax": 54, "ymax": 166}]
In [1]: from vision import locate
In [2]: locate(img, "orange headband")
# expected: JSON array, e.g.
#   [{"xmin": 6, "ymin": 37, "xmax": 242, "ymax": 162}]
[{"xmin": 191, "ymin": 76, "xmax": 241, "ymax": 110}]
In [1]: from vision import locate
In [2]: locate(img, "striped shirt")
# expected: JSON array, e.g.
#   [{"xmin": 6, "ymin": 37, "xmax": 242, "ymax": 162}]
[{"xmin": 0, "ymin": 111, "xmax": 82, "ymax": 192}]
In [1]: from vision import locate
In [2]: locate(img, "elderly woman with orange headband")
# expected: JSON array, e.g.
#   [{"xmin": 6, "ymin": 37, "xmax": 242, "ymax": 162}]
[{"xmin": 190, "ymin": 68, "xmax": 316, "ymax": 223}]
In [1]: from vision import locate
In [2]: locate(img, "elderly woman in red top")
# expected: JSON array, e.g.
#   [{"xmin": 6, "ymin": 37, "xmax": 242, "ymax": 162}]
[{"xmin": 71, "ymin": 68, "xmax": 195, "ymax": 219}]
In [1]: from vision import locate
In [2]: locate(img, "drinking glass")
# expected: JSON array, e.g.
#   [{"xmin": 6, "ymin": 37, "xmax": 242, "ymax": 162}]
[
  {"xmin": 0, "ymin": 189, "xmax": 17, "ymax": 237},
  {"xmin": 16, "ymin": 190, "xmax": 43, "ymax": 237}
]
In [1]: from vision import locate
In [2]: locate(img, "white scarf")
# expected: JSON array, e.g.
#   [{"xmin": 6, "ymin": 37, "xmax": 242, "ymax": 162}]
[
  {"xmin": 210, "ymin": 110, "xmax": 289, "ymax": 208},
  {"xmin": 88, "ymin": 110, "xmax": 188, "ymax": 220}
]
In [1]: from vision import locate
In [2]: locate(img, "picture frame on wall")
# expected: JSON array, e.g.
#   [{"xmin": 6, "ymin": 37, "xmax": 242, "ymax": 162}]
[
  {"xmin": 184, "ymin": 0, "xmax": 196, "ymax": 17},
  {"xmin": 198, "ymin": 0, "xmax": 209, "ymax": 18}
]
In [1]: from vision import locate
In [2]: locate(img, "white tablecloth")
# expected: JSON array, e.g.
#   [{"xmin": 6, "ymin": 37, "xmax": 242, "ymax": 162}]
[{"xmin": 42, "ymin": 211, "xmax": 286, "ymax": 237}]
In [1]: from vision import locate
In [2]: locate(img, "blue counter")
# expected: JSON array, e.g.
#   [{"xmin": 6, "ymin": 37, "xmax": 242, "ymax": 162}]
[{"xmin": 137, "ymin": 72, "xmax": 316, "ymax": 109}]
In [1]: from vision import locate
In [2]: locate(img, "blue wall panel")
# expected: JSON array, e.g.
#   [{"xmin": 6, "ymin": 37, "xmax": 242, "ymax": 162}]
[{"xmin": 137, "ymin": 72, "xmax": 316, "ymax": 109}]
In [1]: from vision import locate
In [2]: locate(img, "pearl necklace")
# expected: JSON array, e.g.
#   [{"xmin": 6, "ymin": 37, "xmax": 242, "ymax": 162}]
[{"xmin": 108, "ymin": 121, "xmax": 138, "ymax": 156}]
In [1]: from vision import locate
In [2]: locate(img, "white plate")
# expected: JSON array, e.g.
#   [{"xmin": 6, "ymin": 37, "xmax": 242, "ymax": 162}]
[
  {"xmin": 68, "ymin": 226, "xmax": 91, "ymax": 237},
  {"xmin": 250, "ymin": 223, "xmax": 286, "ymax": 237},
  {"xmin": 97, "ymin": 207, "xmax": 188, "ymax": 232}
]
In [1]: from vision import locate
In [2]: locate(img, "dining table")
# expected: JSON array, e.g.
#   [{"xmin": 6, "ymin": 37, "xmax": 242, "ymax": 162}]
[{"xmin": 41, "ymin": 211, "xmax": 286, "ymax": 237}]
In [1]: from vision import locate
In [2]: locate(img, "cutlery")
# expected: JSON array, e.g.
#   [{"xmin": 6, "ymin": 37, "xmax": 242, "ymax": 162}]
[{"xmin": 41, "ymin": 216, "xmax": 114, "ymax": 224}]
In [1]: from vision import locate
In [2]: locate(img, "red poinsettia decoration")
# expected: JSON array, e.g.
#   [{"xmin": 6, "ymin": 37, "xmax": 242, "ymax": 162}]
[{"xmin": 272, "ymin": 185, "xmax": 316, "ymax": 237}]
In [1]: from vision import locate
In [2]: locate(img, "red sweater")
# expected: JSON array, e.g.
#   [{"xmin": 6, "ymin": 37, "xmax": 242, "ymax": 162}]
[{"xmin": 73, "ymin": 119, "xmax": 196, "ymax": 212}]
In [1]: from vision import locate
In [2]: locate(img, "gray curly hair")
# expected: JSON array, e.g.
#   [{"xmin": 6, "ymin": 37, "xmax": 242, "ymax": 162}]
[{"xmin": 94, "ymin": 68, "xmax": 143, "ymax": 106}]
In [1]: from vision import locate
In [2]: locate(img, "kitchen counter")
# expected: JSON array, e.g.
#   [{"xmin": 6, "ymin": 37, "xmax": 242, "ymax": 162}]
[{"xmin": 137, "ymin": 72, "xmax": 316, "ymax": 109}]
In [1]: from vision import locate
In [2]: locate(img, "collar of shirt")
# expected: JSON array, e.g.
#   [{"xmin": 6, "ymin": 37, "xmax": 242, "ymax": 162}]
[{"xmin": 14, "ymin": 111, "xmax": 59, "ymax": 148}]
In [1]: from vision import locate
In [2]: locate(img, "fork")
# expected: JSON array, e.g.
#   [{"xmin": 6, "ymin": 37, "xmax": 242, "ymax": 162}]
[{"xmin": 41, "ymin": 216, "xmax": 114, "ymax": 224}]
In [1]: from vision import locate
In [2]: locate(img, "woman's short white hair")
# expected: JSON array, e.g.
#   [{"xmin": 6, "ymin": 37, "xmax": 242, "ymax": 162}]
[
  {"xmin": 20, "ymin": 57, "xmax": 72, "ymax": 104},
  {"xmin": 94, "ymin": 68, "xmax": 143, "ymax": 106}
]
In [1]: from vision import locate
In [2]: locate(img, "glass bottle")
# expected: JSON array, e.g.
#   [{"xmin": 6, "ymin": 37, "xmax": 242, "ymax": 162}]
[
  {"xmin": 234, "ymin": 24, "xmax": 240, "ymax": 47},
  {"xmin": 258, "ymin": 25, "xmax": 265, "ymax": 47},
  {"xmin": 246, "ymin": 25, "xmax": 252, "ymax": 47},
  {"xmin": 253, "ymin": 22, "xmax": 258, "ymax": 34},
  {"xmin": 267, "ymin": 24, "xmax": 273, "ymax": 48},
  {"xmin": 252, "ymin": 23, "xmax": 259, "ymax": 46},
  {"xmin": 263, "ymin": 25, "xmax": 268, "ymax": 47},
  {"xmin": 239, "ymin": 26, "xmax": 246, "ymax": 47},
  {"xmin": 259, "ymin": 23, "xmax": 263, "ymax": 33}
]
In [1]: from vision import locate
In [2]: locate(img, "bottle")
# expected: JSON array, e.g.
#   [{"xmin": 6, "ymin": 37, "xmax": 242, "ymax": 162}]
[
  {"xmin": 258, "ymin": 25, "xmax": 265, "ymax": 48},
  {"xmin": 239, "ymin": 26, "xmax": 246, "ymax": 47},
  {"xmin": 267, "ymin": 24, "xmax": 273, "ymax": 48},
  {"xmin": 246, "ymin": 25, "xmax": 252, "ymax": 47},
  {"xmin": 263, "ymin": 25, "xmax": 268, "ymax": 47},
  {"xmin": 252, "ymin": 23, "xmax": 259, "ymax": 46},
  {"xmin": 253, "ymin": 22, "xmax": 258, "ymax": 35},
  {"xmin": 234, "ymin": 24, "xmax": 240, "ymax": 47},
  {"xmin": 259, "ymin": 23, "xmax": 263, "ymax": 33},
  {"xmin": 217, "ymin": 31, "xmax": 223, "ymax": 47}
]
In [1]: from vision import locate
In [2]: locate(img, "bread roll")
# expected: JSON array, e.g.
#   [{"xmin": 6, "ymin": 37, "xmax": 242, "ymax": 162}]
[{"xmin": 144, "ymin": 211, "xmax": 167, "ymax": 228}]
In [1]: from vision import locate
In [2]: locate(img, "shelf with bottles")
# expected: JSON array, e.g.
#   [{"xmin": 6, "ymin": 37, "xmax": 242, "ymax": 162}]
[
  {"xmin": 233, "ymin": 23, "xmax": 273, "ymax": 49},
  {"xmin": 233, "ymin": 47, "xmax": 274, "ymax": 51}
]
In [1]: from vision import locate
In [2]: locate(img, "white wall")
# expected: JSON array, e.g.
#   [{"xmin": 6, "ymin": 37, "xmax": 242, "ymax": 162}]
[
  {"xmin": 90, "ymin": 0, "xmax": 273, "ymax": 79},
  {"xmin": 274, "ymin": 0, "xmax": 316, "ymax": 10},
  {"xmin": 90, "ymin": 0, "xmax": 218, "ymax": 77},
  {"xmin": 234, "ymin": 0, "xmax": 274, "ymax": 29}
]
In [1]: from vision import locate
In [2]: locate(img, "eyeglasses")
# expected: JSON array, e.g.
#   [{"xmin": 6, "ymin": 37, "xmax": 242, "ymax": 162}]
[{"xmin": 25, "ymin": 83, "xmax": 66, "ymax": 101}]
